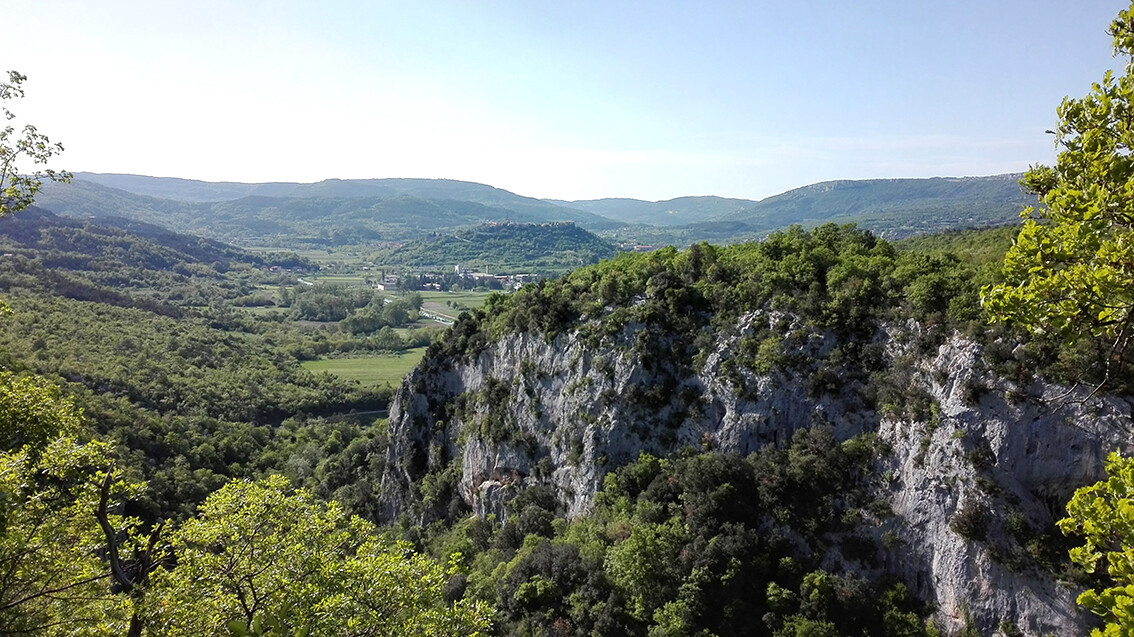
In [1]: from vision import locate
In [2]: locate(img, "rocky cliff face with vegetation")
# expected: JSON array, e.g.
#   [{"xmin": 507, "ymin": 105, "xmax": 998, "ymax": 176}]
[{"xmin": 379, "ymin": 225, "xmax": 1134, "ymax": 636}]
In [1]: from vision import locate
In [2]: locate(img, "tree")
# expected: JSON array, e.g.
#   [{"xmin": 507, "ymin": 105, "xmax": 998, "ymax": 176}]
[
  {"xmin": 0, "ymin": 371, "xmax": 141, "ymax": 635},
  {"xmin": 993, "ymin": 6, "xmax": 1134, "ymax": 635},
  {"xmin": 982, "ymin": 3, "xmax": 1134, "ymax": 387},
  {"xmin": 0, "ymin": 370, "xmax": 84, "ymax": 451},
  {"xmin": 0, "ymin": 372, "xmax": 494, "ymax": 635},
  {"xmin": 1059, "ymin": 452, "xmax": 1134, "ymax": 636},
  {"xmin": 0, "ymin": 71, "xmax": 71, "ymax": 217},
  {"xmin": 145, "ymin": 475, "xmax": 493, "ymax": 636}
]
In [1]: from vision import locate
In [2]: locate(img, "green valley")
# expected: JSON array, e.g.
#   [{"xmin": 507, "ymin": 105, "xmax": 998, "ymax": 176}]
[
  {"xmin": 0, "ymin": 182, "xmax": 1099, "ymax": 637},
  {"xmin": 5, "ymin": 3, "xmax": 1134, "ymax": 632}
]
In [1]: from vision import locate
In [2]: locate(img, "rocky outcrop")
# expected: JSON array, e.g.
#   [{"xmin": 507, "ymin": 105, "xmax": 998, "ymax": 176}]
[
  {"xmin": 877, "ymin": 336, "xmax": 1132, "ymax": 635},
  {"xmin": 380, "ymin": 312, "xmax": 1133, "ymax": 636}
]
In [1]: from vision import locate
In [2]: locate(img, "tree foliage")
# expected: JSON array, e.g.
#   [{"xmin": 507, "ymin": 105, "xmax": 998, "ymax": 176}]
[
  {"xmin": 982, "ymin": 5, "xmax": 1134, "ymax": 635},
  {"xmin": 474, "ymin": 223, "xmax": 988, "ymax": 350},
  {"xmin": 0, "ymin": 372, "xmax": 143, "ymax": 635},
  {"xmin": 0, "ymin": 71, "xmax": 70, "ymax": 217},
  {"xmin": 434, "ymin": 430, "xmax": 936, "ymax": 637},
  {"xmin": 0, "ymin": 369, "xmax": 491, "ymax": 635},
  {"xmin": 0, "ymin": 370, "xmax": 84, "ymax": 451},
  {"xmin": 0, "ymin": 438, "xmax": 140, "ymax": 635},
  {"xmin": 1060, "ymin": 452, "xmax": 1134, "ymax": 636},
  {"xmin": 146, "ymin": 475, "xmax": 492, "ymax": 636},
  {"xmin": 983, "ymin": 5, "xmax": 1134, "ymax": 383}
]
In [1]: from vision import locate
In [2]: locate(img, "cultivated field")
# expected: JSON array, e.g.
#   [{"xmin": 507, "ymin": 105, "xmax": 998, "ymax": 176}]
[
  {"xmin": 415, "ymin": 289, "xmax": 495, "ymax": 321},
  {"xmin": 301, "ymin": 347, "xmax": 429, "ymax": 387}
]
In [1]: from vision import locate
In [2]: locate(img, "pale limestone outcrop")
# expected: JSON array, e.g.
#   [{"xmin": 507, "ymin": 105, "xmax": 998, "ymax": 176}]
[{"xmin": 380, "ymin": 313, "xmax": 1133, "ymax": 636}]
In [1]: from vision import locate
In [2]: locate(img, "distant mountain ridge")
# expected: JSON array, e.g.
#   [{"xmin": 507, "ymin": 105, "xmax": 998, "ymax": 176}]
[
  {"xmin": 695, "ymin": 174, "xmax": 1035, "ymax": 240},
  {"xmin": 36, "ymin": 177, "xmax": 625, "ymax": 247},
  {"xmin": 40, "ymin": 172, "xmax": 1037, "ymax": 248},
  {"xmin": 73, "ymin": 172, "xmax": 567, "ymax": 203},
  {"xmin": 72, "ymin": 172, "xmax": 617, "ymax": 229},
  {"xmin": 548, "ymin": 174, "xmax": 1034, "ymax": 242}
]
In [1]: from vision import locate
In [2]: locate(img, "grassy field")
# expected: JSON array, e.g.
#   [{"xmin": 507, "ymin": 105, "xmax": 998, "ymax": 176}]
[
  {"xmin": 305, "ymin": 274, "xmax": 371, "ymax": 285},
  {"xmin": 236, "ymin": 306, "xmax": 287, "ymax": 315},
  {"xmin": 301, "ymin": 347, "xmax": 428, "ymax": 387},
  {"xmin": 416, "ymin": 289, "xmax": 496, "ymax": 306},
  {"xmin": 414, "ymin": 289, "xmax": 495, "ymax": 321}
]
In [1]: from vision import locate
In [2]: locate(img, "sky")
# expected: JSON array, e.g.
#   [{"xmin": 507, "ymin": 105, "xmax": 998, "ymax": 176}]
[{"xmin": 1, "ymin": 0, "xmax": 1128, "ymax": 201}]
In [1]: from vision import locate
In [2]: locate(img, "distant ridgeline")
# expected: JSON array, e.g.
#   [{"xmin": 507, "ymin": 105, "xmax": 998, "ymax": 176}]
[
  {"xmin": 32, "ymin": 173, "xmax": 1037, "ymax": 250},
  {"xmin": 34, "ymin": 175, "xmax": 625, "ymax": 248},
  {"xmin": 373, "ymin": 221, "xmax": 619, "ymax": 272},
  {"xmin": 675, "ymin": 174, "xmax": 1039, "ymax": 243}
]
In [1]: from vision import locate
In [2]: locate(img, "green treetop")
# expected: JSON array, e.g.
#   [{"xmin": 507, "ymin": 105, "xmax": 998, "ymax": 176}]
[
  {"xmin": 1060, "ymin": 452, "xmax": 1134, "ymax": 637},
  {"xmin": 994, "ymin": 4, "xmax": 1134, "ymax": 636},
  {"xmin": 146, "ymin": 475, "xmax": 493, "ymax": 636},
  {"xmin": 0, "ymin": 71, "xmax": 70, "ymax": 217},
  {"xmin": 983, "ymin": 4, "xmax": 1134, "ymax": 380}
]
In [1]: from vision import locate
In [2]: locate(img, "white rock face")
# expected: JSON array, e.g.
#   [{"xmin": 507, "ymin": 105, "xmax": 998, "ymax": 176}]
[
  {"xmin": 876, "ymin": 336, "xmax": 1133, "ymax": 635},
  {"xmin": 380, "ymin": 314, "xmax": 1133, "ymax": 636}
]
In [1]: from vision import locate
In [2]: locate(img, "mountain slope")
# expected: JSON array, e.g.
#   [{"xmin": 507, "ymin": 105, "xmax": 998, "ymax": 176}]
[
  {"xmin": 0, "ymin": 206, "xmax": 313, "ymax": 315},
  {"xmin": 687, "ymin": 174, "xmax": 1035, "ymax": 240},
  {"xmin": 29, "ymin": 178, "xmax": 200, "ymax": 228},
  {"xmin": 0, "ymin": 206, "xmax": 283, "ymax": 268},
  {"xmin": 36, "ymin": 178, "xmax": 625, "ymax": 246}
]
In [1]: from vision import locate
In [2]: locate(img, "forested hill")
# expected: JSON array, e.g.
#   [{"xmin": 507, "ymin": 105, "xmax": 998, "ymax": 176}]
[
  {"xmin": 34, "ymin": 178, "xmax": 624, "ymax": 246},
  {"xmin": 0, "ymin": 206, "xmax": 319, "ymax": 316},
  {"xmin": 375, "ymin": 221, "xmax": 619, "ymax": 270},
  {"xmin": 38, "ymin": 173, "xmax": 1042, "ymax": 250},
  {"xmin": 682, "ymin": 173, "xmax": 1035, "ymax": 241},
  {"xmin": 377, "ymin": 224, "xmax": 1132, "ymax": 636},
  {"xmin": 0, "ymin": 206, "xmax": 309, "ymax": 269}
]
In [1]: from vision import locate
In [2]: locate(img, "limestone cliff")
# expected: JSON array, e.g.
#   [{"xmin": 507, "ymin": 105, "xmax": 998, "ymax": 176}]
[{"xmin": 380, "ymin": 309, "xmax": 1132, "ymax": 636}]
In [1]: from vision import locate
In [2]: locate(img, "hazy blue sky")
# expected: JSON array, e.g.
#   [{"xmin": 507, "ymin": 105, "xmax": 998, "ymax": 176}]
[{"xmin": 2, "ymin": 1, "xmax": 1127, "ymax": 200}]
